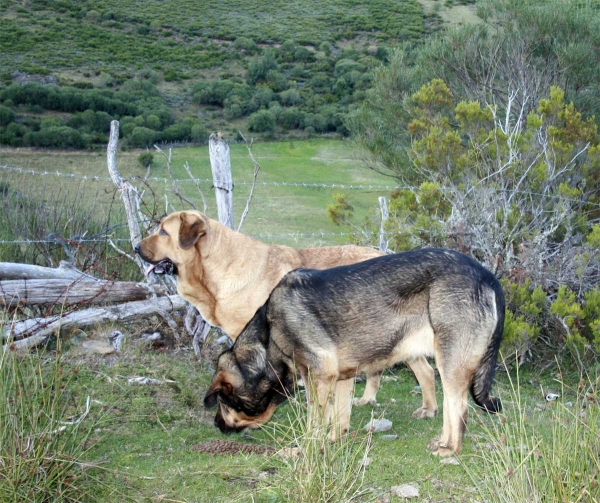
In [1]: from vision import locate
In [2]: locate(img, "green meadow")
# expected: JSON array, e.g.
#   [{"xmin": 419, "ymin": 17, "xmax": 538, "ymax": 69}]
[{"xmin": 0, "ymin": 139, "xmax": 395, "ymax": 251}]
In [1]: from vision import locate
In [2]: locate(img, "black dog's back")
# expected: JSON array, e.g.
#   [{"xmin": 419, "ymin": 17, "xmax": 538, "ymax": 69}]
[{"xmin": 267, "ymin": 249, "xmax": 504, "ymax": 410}]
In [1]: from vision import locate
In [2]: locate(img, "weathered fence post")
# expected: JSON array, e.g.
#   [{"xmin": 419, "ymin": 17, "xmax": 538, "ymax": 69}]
[
  {"xmin": 379, "ymin": 196, "xmax": 389, "ymax": 254},
  {"xmin": 209, "ymin": 132, "xmax": 234, "ymax": 228},
  {"xmin": 107, "ymin": 120, "xmax": 146, "ymax": 274}
]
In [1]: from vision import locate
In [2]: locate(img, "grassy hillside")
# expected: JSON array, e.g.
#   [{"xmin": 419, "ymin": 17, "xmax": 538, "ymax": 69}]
[
  {"xmin": 0, "ymin": 0, "xmax": 478, "ymax": 148},
  {"xmin": 1, "ymin": 0, "xmax": 430, "ymax": 73}
]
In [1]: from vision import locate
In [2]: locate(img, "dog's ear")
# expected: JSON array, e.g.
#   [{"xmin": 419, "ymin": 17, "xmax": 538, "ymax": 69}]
[
  {"xmin": 179, "ymin": 212, "xmax": 207, "ymax": 250},
  {"xmin": 203, "ymin": 373, "xmax": 233, "ymax": 409},
  {"xmin": 237, "ymin": 344, "xmax": 267, "ymax": 380}
]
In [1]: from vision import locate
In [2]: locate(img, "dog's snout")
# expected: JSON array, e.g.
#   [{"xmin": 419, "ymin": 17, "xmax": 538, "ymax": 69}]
[{"xmin": 134, "ymin": 244, "xmax": 141, "ymax": 254}]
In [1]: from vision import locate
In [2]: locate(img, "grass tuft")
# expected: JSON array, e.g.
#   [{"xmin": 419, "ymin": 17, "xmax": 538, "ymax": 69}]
[
  {"xmin": 0, "ymin": 336, "xmax": 100, "ymax": 503},
  {"xmin": 260, "ymin": 382, "xmax": 373, "ymax": 503},
  {"xmin": 465, "ymin": 365, "xmax": 600, "ymax": 503}
]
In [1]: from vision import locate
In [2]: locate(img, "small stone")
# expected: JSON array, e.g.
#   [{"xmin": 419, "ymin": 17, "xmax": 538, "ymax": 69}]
[
  {"xmin": 364, "ymin": 418, "xmax": 392, "ymax": 432},
  {"xmin": 128, "ymin": 376, "xmax": 163, "ymax": 385},
  {"xmin": 362, "ymin": 457, "xmax": 373, "ymax": 467},
  {"xmin": 380, "ymin": 434, "xmax": 398, "ymax": 440},
  {"xmin": 440, "ymin": 457, "xmax": 460, "ymax": 465},
  {"xmin": 81, "ymin": 340, "xmax": 116, "ymax": 355},
  {"xmin": 391, "ymin": 483, "xmax": 419, "ymax": 498}
]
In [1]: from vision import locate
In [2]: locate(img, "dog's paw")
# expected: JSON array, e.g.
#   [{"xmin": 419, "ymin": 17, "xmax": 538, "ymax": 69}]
[
  {"xmin": 426, "ymin": 436, "xmax": 441, "ymax": 451},
  {"xmin": 431, "ymin": 445, "xmax": 456, "ymax": 458},
  {"xmin": 411, "ymin": 406, "xmax": 437, "ymax": 419},
  {"xmin": 353, "ymin": 397, "xmax": 377, "ymax": 407},
  {"xmin": 276, "ymin": 446, "xmax": 301, "ymax": 458}
]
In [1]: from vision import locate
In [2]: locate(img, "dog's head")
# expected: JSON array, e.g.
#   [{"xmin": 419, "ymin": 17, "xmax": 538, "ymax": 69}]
[
  {"xmin": 135, "ymin": 211, "xmax": 208, "ymax": 276},
  {"xmin": 204, "ymin": 313, "xmax": 293, "ymax": 433}
]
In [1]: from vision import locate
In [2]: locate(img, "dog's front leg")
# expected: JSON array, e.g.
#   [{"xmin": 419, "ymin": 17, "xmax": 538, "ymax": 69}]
[
  {"xmin": 301, "ymin": 370, "xmax": 334, "ymax": 433},
  {"xmin": 329, "ymin": 378, "xmax": 354, "ymax": 441},
  {"xmin": 353, "ymin": 371, "xmax": 381, "ymax": 407}
]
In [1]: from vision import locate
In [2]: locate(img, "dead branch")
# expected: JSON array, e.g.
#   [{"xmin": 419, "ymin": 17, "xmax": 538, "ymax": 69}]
[
  {"xmin": 0, "ymin": 279, "xmax": 166, "ymax": 307},
  {"xmin": 183, "ymin": 161, "xmax": 208, "ymax": 213},
  {"xmin": 107, "ymin": 120, "xmax": 146, "ymax": 275},
  {"xmin": 154, "ymin": 145, "xmax": 198, "ymax": 210},
  {"xmin": 3, "ymin": 294, "xmax": 187, "ymax": 350},
  {"xmin": 237, "ymin": 131, "xmax": 261, "ymax": 232},
  {"xmin": 0, "ymin": 261, "xmax": 99, "ymax": 281},
  {"xmin": 378, "ymin": 196, "xmax": 389, "ymax": 254}
]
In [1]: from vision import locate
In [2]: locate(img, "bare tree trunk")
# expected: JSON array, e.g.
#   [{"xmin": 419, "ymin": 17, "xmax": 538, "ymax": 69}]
[
  {"xmin": 209, "ymin": 132, "xmax": 234, "ymax": 228},
  {"xmin": 3, "ymin": 295, "xmax": 187, "ymax": 350},
  {"xmin": 0, "ymin": 279, "xmax": 166, "ymax": 307}
]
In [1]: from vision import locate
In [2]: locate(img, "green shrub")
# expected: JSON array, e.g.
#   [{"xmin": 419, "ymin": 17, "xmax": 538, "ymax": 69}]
[
  {"xmin": 248, "ymin": 109, "xmax": 275, "ymax": 132},
  {"xmin": 137, "ymin": 151, "xmax": 154, "ymax": 168},
  {"xmin": 0, "ymin": 105, "xmax": 15, "ymax": 126}
]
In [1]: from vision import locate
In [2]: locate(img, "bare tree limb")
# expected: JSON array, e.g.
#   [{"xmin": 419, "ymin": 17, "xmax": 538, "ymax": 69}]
[
  {"xmin": 3, "ymin": 295, "xmax": 187, "ymax": 350},
  {"xmin": 237, "ymin": 131, "xmax": 261, "ymax": 232},
  {"xmin": 183, "ymin": 161, "xmax": 208, "ymax": 213}
]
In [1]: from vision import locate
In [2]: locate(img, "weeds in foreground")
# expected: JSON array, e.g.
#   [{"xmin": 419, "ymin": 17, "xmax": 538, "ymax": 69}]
[
  {"xmin": 0, "ymin": 341, "xmax": 100, "ymax": 503},
  {"xmin": 260, "ymin": 383, "xmax": 373, "ymax": 503},
  {"xmin": 466, "ymin": 366, "xmax": 600, "ymax": 503}
]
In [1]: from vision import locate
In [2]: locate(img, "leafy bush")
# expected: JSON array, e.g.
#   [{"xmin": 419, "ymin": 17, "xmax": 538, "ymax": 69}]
[
  {"xmin": 0, "ymin": 105, "xmax": 15, "ymax": 126},
  {"xmin": 248, "ymin": 109, "xmax": 275, "ymax": 132},
  {"xmin": 137, "ymin": 151, "xmax": 154, "ymax": 168}
]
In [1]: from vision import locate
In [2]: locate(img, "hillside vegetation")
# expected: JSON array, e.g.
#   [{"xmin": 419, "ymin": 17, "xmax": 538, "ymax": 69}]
[{"xmin": 0, "ymin": 0, "xmax": 464, "ymax": 148}]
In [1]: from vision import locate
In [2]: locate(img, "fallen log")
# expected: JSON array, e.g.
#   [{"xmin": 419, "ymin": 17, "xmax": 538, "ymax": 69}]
[
  {"xmin": 3, "ymin": 295, "xmax": 187, "ymax": 350},
  {"xmin": 0, "ymin": 279, "xmax": 167, "ymax": 307},
  {"xmin": 0, "ymin": 261, "xmax": 98, "ymax": 281}
]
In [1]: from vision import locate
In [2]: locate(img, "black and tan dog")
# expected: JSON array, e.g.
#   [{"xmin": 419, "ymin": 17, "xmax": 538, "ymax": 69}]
[
  {"xmin": 204, "ymin": 249, "xmax": 505, "ymax": 456},
  {"xmin": 135, "ymin": 210, "xmax": 439, "ymax": 417}
]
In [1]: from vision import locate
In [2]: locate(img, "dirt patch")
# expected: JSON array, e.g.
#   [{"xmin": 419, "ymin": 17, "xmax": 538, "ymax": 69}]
[{"xmin": 191, "ymin": 440, "xmax": 275, "ymax": 455}]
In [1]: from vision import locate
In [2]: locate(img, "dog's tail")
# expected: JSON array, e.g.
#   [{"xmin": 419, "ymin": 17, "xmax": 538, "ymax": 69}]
[{"xmin": 470, "ymin": 280, "xmax": 505, "ymax": 414}]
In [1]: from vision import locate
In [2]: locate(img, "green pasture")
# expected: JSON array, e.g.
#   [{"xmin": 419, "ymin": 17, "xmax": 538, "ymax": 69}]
[{"xmin": 0, "ymin": 139, "xmax": 395, "ymax": 249}]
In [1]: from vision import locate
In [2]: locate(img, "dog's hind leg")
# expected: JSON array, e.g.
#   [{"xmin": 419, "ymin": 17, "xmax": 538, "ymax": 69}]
[
  {"xmin": 430, "ymin": 343, "xmax": 474, "ymax": 456},
  {"xmin": 329, "ymin": 378, "xmax": 354, "ymax": 441},
  {"xmin": 353, "ymin": 371, "xmax": 381, "ymax": 407},
  {"xmin": 406, "ymin": 356, "xmax": 437, "ymax": 419}
]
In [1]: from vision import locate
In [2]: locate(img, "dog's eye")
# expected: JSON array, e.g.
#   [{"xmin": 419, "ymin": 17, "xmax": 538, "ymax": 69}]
[{"xmin": 159, "ymin": 229, "xmax": 168, "ymax": 236}]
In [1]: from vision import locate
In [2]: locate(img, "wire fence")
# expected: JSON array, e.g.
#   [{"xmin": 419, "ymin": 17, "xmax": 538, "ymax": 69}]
[
  {"xmin": 1, "ymin": 161, "xmax": 598, "ymax": 255},
  {"xmin": 2, "ymin": 163, "xmax": 599, "ymax": 207}
]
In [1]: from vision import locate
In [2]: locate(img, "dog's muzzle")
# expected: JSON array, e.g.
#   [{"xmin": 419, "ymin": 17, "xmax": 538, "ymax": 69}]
[{"xmin": 134, "ymin": 245, "xmax": 177, "ymax": 276}]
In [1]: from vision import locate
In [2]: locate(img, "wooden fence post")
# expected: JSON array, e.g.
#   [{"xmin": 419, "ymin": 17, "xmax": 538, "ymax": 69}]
[
  {"xmin": 379, "ymin": 196, "xmax": 389, "ymax": 254},
  {"xmin": 209, "ymin": 132, "xmax": 234, "ymax": 228}
]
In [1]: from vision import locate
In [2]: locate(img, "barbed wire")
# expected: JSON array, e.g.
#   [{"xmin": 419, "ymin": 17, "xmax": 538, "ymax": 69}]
[
  {"xmin": 0, "ymin": 164, "xmax": 401, "ymax": 190},
  {"xmin": 0, "ymin": 232, "xmax": 359, "ymax": 246},
  {"xmin": 2, "ymin": 163, "xmax": 599, "ymax": 207},
  {"xmin": 0, "ymin": 238, "xmax": 132, "ymax": 244}
]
